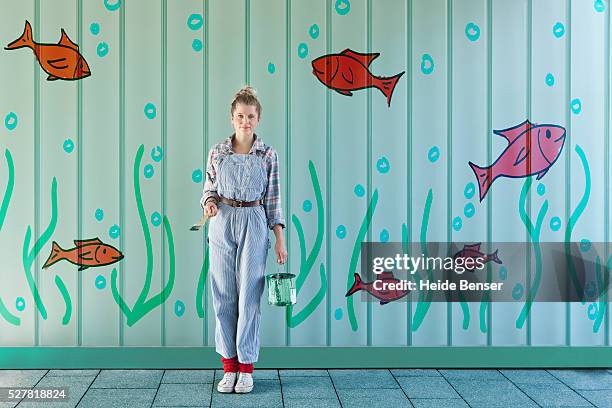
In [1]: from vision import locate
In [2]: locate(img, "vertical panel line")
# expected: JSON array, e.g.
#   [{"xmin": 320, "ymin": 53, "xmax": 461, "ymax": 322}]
[
  {"xmin": 486, "ymin": 0, "xmax": 493, "ymax": 346},
  {"xmin": 325, "ymin": 0, "xmax": 332, "ymax": 347},
  {"xmin": 605, "ymin": 0, "xmax": 610, "ymax": 347},
  {"xmin": 406, "ymin": 0, "xmax": 413, "ymax": 347},
  {"xmin": 77, "ymin": 0, "xmax": 83, "ymax": 347},
  {"xmin": 119, "ymin": 0, "xmax": 126, "ymax": 346},
  {"xmin": 246, "ymin": 0, "xmax": 250, "ymax": 84},
  {"xmin": 203, "ymin": 0, "xmax": 210, "ymax": 347},
  {"xmin": 366, "ymin": 0, "xmax": 372, "ymax": 347},
  {"xmin": 446, "ymin": 0, "xmax": 453, "ymax": 347},
  {"xmin": 285, "ymin": 0, "xmax": 292, "ymax": 347},
  {"xmin": 34, "ymin": 0, "xmax": 40, "ymax": 347},
  {"xmin": 526, "ymin": 0, "xmax": 532, "ymax": 346},
  {"xmin": 565, "ymin": 0, "xmax": 571, "ymax": 347},
  {"xmin": 161, "ymin": 0, "xmax": 168, "ymax": 346}
]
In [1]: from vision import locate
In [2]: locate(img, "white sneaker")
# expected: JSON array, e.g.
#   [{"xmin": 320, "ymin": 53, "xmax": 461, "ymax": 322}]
[
  {"xmin": 234, "ymin": 372, "xmax": 254, "ymax": 393},
  {"xmin": 217, "ymin": 372, "xmax": 237, "ymax": 393}
]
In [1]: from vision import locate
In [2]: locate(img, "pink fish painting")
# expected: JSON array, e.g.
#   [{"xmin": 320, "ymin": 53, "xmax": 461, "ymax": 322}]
[{"xmin": 469, "ymin": 120, "xmax": 566, "ymax": 201}]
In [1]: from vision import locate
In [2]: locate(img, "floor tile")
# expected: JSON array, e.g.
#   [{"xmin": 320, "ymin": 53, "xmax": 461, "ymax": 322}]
[
  {"xmin": 280, "ymin": 370, "xmax": 329, "ymax": 377},
  {"xmin": 90, "ymin": 370, "xmax": 163, "ymax": 389},
  {"xmin": 253, "ymin": 370, "xmax": 278, "ymax": 380},
  {"xmin": 211, "ymin": 379, "xmax": 282, "ymax": 408},
  {"xmin": 500, "ymin": 369, "xmax": 561, "ymax": 384},
  {"xmin": 577, "ymin": 389, "xmax": 612, "ymax": 408},
  {"xmin": 336, "ymin": 388, "xmax": 411, "ymax": 408},
  {"xmin": 281, "ymin": 376, "xmax": 337, "ymax": 399},
  {"xmin": 517, "ymin": 383, "xmax": 592, "ymax": 407},
  {"xmin": 76, "ymin": 388, "xmax": 157, "ymax": 408},
  {"xmin": 0, "ymin": 371, "xmax": 47, "ymax": 388},
  {"xmin": 449, "ymin": 379, "xmax": 538, "ymax": 408},
  {"xmin": 46, "ymin": 371, "xmax": 99, "ymax": 378},
  {"xmin": 329, "ymin": 370, "xmax": 398, "ymax": 389},
  {"xmin": 391, "ymin": 369, "xmax": 440, "ymax": 377},
  {"xmin": 162, "ymin": 370, "xmax": 214, "ymax": 384},
  {"xmin": 284, "ymin": 398, "xmax": 341, "ymax": 408},
  {"xmin": 0, "ymin": 403, "xmax": 17, "ymax": 408},
  {"xmin": 439, "ymin": 369, "xmax": 505, "ymax": 381},
  {"xmin": 15, "ymin": 376, "xmax": 94, "ymax": 408},
  {"xmin": 152, "ymin": 383, "xmax": 212, "ymax": 407},
  {"xmin": 397, "ymin": 377, "xmax": 459, "ymax": 399},
  {"xmin": 548, "ymin": 369, "xmax": 612, "ymax": 390},
  {"xmin": 410, "ymin": 399, "xmax": 470, "ymax": 408}
]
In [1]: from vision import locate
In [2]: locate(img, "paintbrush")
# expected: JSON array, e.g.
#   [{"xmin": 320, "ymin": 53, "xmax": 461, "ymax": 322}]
[{"xmin": 189, "ymin": 214, "xmax": 209, "ymax": 231}]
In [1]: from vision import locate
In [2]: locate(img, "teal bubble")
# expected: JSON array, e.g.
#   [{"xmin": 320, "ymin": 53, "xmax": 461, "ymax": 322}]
[
  {"xmin": 335, "ymin": 0, "xmax": 351, "ymax": 15},
  {"xmin": 63, "ymin": 138, "xmax": 75, "ymax": 154},
  {"xmin": 585, "ymin": 281, "xmax": 597, "ymax": 298},
  {"xmin": 336, "ymin": 225, "xmax": 347, "ymax": 239},
  {"xmin": 187, "ymin": 13, "xmax": 203, "ymax": 30},
  {"xmin": 5, "ymin": 112, "xmax": 18, "ymax": 131},
  {"xmin": 268, "ymin": 62, "xmax": 275, "ymax": 74},
  {"xmin": 380, "ymin": 229, "xmax": 389, "ymax": 242},
  {"xmin": 297, "ymin": 43, "xmax": 308, "ymax": 59},
  {"xmin": 192, "ymin": 39, "xmax": 203, "ymax": 52},
  {"xmin": 175, "ymin": 300, "xmax": 185, "ymax": 317},
  {"xmin": 15, "ymin": 297, "xmax": 25, "ymax": 312},
  {"xmin": 594, "ymin": 0, "xmax": 605, "ymax": 12},
  {"xmin": 499, "ymin": 266, "xmax": 508, "ymax": 280},
  {"xmin": 97, "ymin": 42, "xmax": 109, "ymax": 58},
  {"xmin": 550, "ymin": 216, "xmax": 562, "ymax": 231},
  {"xmin": 143, "ymin": 164, "xmax": 154, "ymax": 179},
  {"xmin": 334, "ymin": 307, "xmax": 343, "ymax": 320},
  {"xmin": 309, "ymin": 24, "xmax": 320, "ymax": 39},
  {"xmin": 303, "ymin": 200, "xmax": 312, "ymax": 212},
  {"xmin": 465, "ymin": 22, "xmax": 480, "ymax": 42},
  {"xmin": 580, "ymin": 239, "xmax": 591, "ymax": 252},
  {"xmin": 464, "ymin": 203, "xmax": 475, "ymax": 218},
  {"xmin": 420, "ymin": 54, "xmax": 434, "ymax": 75},
  {"xmin": 376, "ymin": 157, "xmax": 390, "ymax": 174},
  {"xmin": 95, "ymin": 208, "xmax": 104, "ymax": 222},
  {"xmin": 452, "ymin": 216, "xmax": 462, "ymax": 231},
  {"xmin": 144, "ymin": 103, "xmax": 156, "ymax": 119},
  {"xmin": 545, "ymin": 73, "xmax": 555, "ymax": 87},
  {"xmin": 109, "ymin": 224, "xmax": 120, "ymax": 239},
  {"xmin": 512, "ymin": 284, "xmax": 524, "ymax": 300},
  {"xmin": 354, "ymin": 184, "xmax": 365, "ymax": 197},
  {"xmin": 90, "ymin": 22, "xmax": 100, "ymax": 36},
  {"xmin": 428, "ymin": 146, "xmax": 440, "ymax": 163},
  {"xmin": 192, "ymin": 169, "xmax": 203, "ymax": 183},
  {"xmin": 587, "ymin": 303, "xmax": 598, "ymax": 320},
  {"xmin": 537, "ymin": 183, "xmax": 545, "ymax": 196},
  {"xmin": 464, "ymin": 182, "xmax": 475, "ymax": 199},
  {"xmin": 571, "ymin": 98, "xmax": 582, "ymax": 114},
  {"xmin": 553, "ymin": 22, "xmax": 565, "ymax": 38},
  {"xmin": 151, "ymin": 146, "xmax": 163, "ymax": 162},
  {"xmin": 104, "ymin": 0, "xmax": 121, "ymax": 11},
  {"xmin": 95, "ymin": 275, "xmax": 106, "ymax": 290},
  {"xmin": 151, "ymin": 211, "xmax": 162, "ymax": 227}
]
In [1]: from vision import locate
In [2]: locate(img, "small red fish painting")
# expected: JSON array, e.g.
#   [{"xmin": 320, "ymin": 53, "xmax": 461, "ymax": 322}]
[
  {"xmin": 452, "ymin": 243, "xmax": 502, "ymax": 272},
  {"xmin": 5, "ymin": 20, "xmax": 91, "ymax": 81},
  {"xmin": 346, "ymin": 272, "xmax": 410, "ymax": 305},
  {"xmin": 311, "ymin": 49, "xmax": 404, "ymax": 106},
  {"xmin": 43, "ymin": 238, "xmax": 124, "ymax": 271},
  {"xmin": 469, "ymin": 120, "xmax": 566, "ymax": 201}
]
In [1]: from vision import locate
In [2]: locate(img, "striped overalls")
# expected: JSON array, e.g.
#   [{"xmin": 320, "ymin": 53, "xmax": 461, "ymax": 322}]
[{"xmin": 208, "ymin": 153, "xmax": 269, "ymax": 364}]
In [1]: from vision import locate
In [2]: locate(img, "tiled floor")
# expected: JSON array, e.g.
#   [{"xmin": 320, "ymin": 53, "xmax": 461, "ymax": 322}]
[{"xmin": 0, "ymin": 369, "xmax": 611, "ymax": 407}]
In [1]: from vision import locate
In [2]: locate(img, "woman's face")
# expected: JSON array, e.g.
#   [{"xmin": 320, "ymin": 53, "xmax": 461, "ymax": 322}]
[{"xmin": 231, "ymin": 103, "xmax": 259, "ymax": 138}]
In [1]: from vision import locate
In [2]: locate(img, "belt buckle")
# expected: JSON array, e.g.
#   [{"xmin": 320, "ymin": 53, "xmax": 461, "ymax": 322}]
[{"xmin": 236, "ymin": 200, "xmax": 244, "ymax": 208}]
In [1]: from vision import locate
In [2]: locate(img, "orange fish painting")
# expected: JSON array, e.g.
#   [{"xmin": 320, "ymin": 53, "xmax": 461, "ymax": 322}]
[
  {"xmin": 5, "ymin": 20, "xmax": 91, "ymax": 81},
  {"xmin": 43, "ymin": 238, "xmax": 124, "ymax": 271}
]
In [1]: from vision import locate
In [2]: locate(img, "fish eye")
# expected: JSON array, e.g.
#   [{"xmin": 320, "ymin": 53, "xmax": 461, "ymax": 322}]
[
  {"xmin": 546, "ymin": 129, "xmax": 551, "ymax": 139},
  {"xmin": 103, "ymin": 249, "xmax": 107, "ymax": 254}
]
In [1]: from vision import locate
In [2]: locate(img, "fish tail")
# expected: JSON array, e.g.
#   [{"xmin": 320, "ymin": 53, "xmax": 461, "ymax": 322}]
[
  {"xmin": 469, "ymin": 161, "xmax": 494, "ymax": 202},
  {"xmin": 376, "ymin": 71, "xmax": 405, "ymax": 107},
  {"xmin": 42, "ymin": 241, "xmax": 65, "ymax": 269},
  {"xmin": 491, "ymin": 249, "xmax": 502, "ymax": 264},
  {"xmin": 5, "ymin": 20, "xmax": 34, "ymax": 51},
  {"xmin": 345, "ymin": 273, "xmax": 362, "ymax": 297}
]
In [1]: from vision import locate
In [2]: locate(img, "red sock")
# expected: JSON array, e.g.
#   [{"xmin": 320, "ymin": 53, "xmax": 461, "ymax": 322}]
[
  {"xmin": 221, "ymin": 356, "xmax": 238, "ymax": 373},
  {"xmin": 239, "ymin": 363, "xmax": 254, "ymax": 373}
]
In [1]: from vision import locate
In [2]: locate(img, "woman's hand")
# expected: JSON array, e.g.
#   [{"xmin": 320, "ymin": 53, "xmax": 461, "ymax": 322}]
[
  {"xmin": 272, "ymin": 224, "xmax": 287, "ymax": 264},
  {"xmin": 204, "ymin": 201, "xmax": 218, "ymax": 217}
]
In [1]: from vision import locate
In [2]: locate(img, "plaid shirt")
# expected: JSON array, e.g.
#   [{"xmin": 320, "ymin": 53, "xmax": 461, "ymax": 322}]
[{"xmin": 200, "ymin": 134, "xmax": 285, "ymax": 230}]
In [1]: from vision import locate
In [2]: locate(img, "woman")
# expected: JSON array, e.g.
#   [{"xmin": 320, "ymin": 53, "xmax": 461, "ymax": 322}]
[{"xmin": 200, "ymin": 86, "xmax": 287, "ymax": 394}]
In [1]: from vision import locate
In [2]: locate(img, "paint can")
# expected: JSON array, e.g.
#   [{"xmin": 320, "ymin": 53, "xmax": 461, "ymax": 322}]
[{"xmin": 266, "ymin": 272, "xmax": 296, "ymax": 306}]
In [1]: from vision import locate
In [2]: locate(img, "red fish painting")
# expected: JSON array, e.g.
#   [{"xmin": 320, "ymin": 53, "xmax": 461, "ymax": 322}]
[
  {"xmin": 346, "ymin": 272, "xmax": 410, "ymax": 305},
  {"xmin": 5, "ymin": 20, "xmax": 91, "ymax": 81},
  {"xmin": 469, "ymin": 120, "xmax": 566, "ymax": 201},
  {"xmin": 311, "ymin": 49, "xmax": 404, "ymax": 106},
  {"xmin": 43, "ymin": 238, "xmax": 124, "ymax": 271},
  {"xmin": 452, "ymin": 243, "xmax": 502, "ymax": 272}
]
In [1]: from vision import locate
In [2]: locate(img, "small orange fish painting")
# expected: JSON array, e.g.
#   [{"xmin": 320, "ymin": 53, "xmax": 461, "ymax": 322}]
[
  {"xmin": 43, "ymin": 238, "xmax": 124, "ymax": 271},
  {"xmin": 5, "ymin": 20, "xmax": 91, "ymax": 81}
]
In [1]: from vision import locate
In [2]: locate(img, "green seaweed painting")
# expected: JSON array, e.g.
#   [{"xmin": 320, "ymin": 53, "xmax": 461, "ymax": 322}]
[
  {"xmin": 287, "ymin": 160, "xmax": 327, "ymax": 328},
  {"xmin": 111, "ymin": 144, "xmax": 176, "ymax": 327},
  {"xmin": 0, "ymin": 149, "xmax": 19, "ymax": 326},
  {"xmin": 411, "ymin": 189, "xmax": 433, "ymax": 332},
  {"xmin": 196, "ymin": 246, "xmax": 209, "ymax": 319}
]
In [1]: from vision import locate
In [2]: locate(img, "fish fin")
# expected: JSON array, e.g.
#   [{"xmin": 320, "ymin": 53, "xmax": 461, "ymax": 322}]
[
  {"xmin": 47, "ymin": 57, "xmax": 69, "ymax": 70},
  {"xmin": 74, "ymin": 238, "xmax": 103, "ymax": 247},
  {"xmin": 536, "ymin": 168, "xmax": 549, "ymax": 180},
  {"xmin": 464, "ymin": 243, "xmax": 482, "ymax": 251},
  {"xmin": 380, "ymin": 300, "xmax": 390, "ymax": 305},
  {"xmin": 78, "ymin": 250, "xmax": 93, "ymax": 261},
  {"xmin": 43, "ymin": 241, "xmax": 65, "ymax": 269},
  {"xmin": 468, "ymin": 161, "xmax": 494, "ymax": 202},
  {"xmin": 58, "ymin": 29, "xmax": 79, "ymax": 51},
  {"xmin": 513, "ymin": 146, "xmax": 529, "ymax": 166},
  {"xmin": 47, "ymin": 75, "xmax": 60, "ymax": 81},
  {"xmin": 335, "ymin": 89, "xmax": 353, "ymax": 96},
  {"xmin": 376, "ymin": 71, "xmax": 405, "ymax": 107},
  {"xmin": 341, "ymin": 48, "xmax": 380, "ymax": 67},
  {"xmin": 78, "ymin": 265, "xmax": 89, "ymax": 271},
  {"xmin": 341, "ymin": 66, "xmax": 354, "ymax": 84},
  {"xmin": 494, "ymin": 120, "xmax": 534, "ymax": 144},
  {"xmin": 345, "ymin": 273, "xmax": 362, "ymax": 297},
  {"xmin": 491, "ymin": 249, "xmax": 502, "ymax": 264},
  {"xmin": 4, "ymin": 20, "xmax": 34, "ymax": 50}
]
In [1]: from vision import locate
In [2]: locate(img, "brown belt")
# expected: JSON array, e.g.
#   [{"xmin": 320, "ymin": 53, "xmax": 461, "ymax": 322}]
[{"xmin": 218, "ymin": 197, "xmax": 261, "ymax": 208}]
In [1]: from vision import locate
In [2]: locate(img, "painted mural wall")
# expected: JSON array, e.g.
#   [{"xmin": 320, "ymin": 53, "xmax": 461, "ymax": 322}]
[{"xmin": 0, "ymin": 0, "xmax": 610, "ymax": 348}]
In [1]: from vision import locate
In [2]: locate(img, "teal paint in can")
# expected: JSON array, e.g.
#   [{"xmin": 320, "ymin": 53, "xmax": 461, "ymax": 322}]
[{"xmin": 266, "ymin": 273, "xmax": 297, "ymax": 306}]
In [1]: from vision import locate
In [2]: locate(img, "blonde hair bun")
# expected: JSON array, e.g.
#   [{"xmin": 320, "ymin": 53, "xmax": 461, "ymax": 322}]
[{"xmin": 231, "ymin": 85, "xmax": 262, "ymax": 118}]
